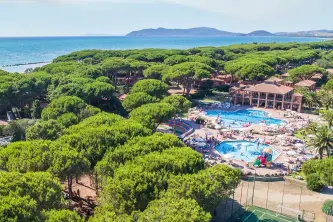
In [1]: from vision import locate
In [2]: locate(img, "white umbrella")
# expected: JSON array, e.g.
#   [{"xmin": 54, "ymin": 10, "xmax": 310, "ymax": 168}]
[
  {"xmin": 238, "ymin": 128, "xmax": 249, "ymax": 132},
  {"xmin": 197, "ymin": 142, "xmax": 207, "ymax": 147},
  {"xmin": 277, "ymin": 134, "xmax": 285, "ymax": 145},
  {"xmin": 280, "ymin": 122, "xmax": 287, "ymax": 127},
  {"xmin": 291, "ymin": 111, "xmax": 296, "ymax": 114},
  {"xmin": 195, "ymin": 138, "xmax": 205, "ymax": 142},
  {"xmin": 259, "ymin": 122, "xmax": 266, "ymax": 131},
  {"xmin": 286, "ymin": 109, "xmax": 291, "ymax": 112},
  {"xmin": 294, "ymin": 143, "xmax": 305, "ymax": 148},
  {"xmin": 308, "ymin": 134, "xmax": 316, "ymax": 138},
  {"xmin": 221, "ymin": 129, "xmax": 229, "ymax": 132},
  {"xmin": 215, "ymin": 125, "xmax": 222, "ymax": 130},
  {"xmin": 224, "ymin": 154, "xmax": 233, "ymax": 159},
  {"xmin": 287, "ymin": 151, "xmax": 297, "ymax": 156},
  {"xmin": 270, "ymin": 124, "xmax": 278, "ymax": 127}
]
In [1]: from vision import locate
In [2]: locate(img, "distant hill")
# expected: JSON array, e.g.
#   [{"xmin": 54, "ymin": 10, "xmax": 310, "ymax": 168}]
[
  {"xmin": 126, "ymin": 27, "xmax": 242, "ymax": 37},
  {"xmin": 126, "ymin": 27, "xmax": 333, "ymax": 38},
  {"xmin": 275, "ymin": 30, "xmax": 333, "ymax": 37},
  {"xmin": 247, "ymin": 30, "xmax": 275, "ymax": 36}
]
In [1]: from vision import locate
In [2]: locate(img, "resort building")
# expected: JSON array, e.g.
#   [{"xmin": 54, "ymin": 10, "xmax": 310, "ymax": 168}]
[
  {"xmin": 311, "ymin": 73, "xmax": 323, "ymax": 82},
  {"xmin": 194, "ymin": 74, "xmax": 234, "ymax": 88},
  {"xmin": 230, "ymin": 79, "xmax": 303, "ymax": 112},
  {"xmin": 294, "ymin": 80, "xmax": 316, "ymax": 90}
]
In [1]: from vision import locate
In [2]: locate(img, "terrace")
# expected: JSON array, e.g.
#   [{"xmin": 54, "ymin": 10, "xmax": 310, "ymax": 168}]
[{"xmin": 231, "ymin": 80, "xmax": 303, "ymax": 112}]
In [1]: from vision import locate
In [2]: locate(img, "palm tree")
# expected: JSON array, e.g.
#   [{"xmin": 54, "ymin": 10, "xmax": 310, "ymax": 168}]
[
  {"xmin": 320, "ymin": 110, "xmax": 333, "ymax": 128},
  {"xmin": 319, "ymin": 90, "xmax": 333, "ymax": 110},
  {"xmin": 296, "ymin": 87, "xmax": 317, "ymax": 110},
  {"xmin": 310, "ymin": 126, "xmax": 333, "ymax": 159},
  {"xmin": 304, "ymin": 91, "xmax": 317, "ymax": 110}
]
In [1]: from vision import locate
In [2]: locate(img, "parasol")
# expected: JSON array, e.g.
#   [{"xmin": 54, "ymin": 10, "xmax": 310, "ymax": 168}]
[
  {"xmin": 224, "ymin": 154, "xmax": 233, "ymax": 159},
  {"xmin": 197, "ymin": 142, "xmax": 207, "ymax": 147},
  {"xmin": 215, "ymin": 125, "xmax": 222, "ymax": 130},
  {"xmin": 287, "ymin": 151, "xmax": 297, "ymax": 156},
  {"xmin": 294, "ymin": 143, "xmax": 305, "ymax": 148}
]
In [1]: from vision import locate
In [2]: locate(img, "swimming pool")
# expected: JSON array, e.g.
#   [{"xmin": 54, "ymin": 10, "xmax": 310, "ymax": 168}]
[
  {"xmin": 216, "ymin": 140, "xmax": 280, "ymax": 163},
  {"xmin": 205, "ymin": 109, "xmax": 283, "ymax": 128}
]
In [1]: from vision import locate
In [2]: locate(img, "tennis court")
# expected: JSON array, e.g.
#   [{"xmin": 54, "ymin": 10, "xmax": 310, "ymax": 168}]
[{"xmin": 237, "ymin": 206, "xmax": 298, "ymax": 222}]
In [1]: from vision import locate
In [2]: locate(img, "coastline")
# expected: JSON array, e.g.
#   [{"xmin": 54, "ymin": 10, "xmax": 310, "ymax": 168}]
[{"xmin": 0, "ymin": 36, "xmax": 330, "ymax": 73}]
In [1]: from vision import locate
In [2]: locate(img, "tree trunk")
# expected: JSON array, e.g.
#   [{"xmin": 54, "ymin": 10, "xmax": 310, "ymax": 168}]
[
  {"xmin": 95, "ymin": 172, "xmax": 99, "ymax": 194},
  {"xmin": 186, "ymin": 85, "xmax": 191, "ymax": 97},
  {"xmin": 173, "ymin": 116, "xmax": 176, "ymax": 134},
  {"xmin": 15, "ymin": 107, "xmax": 21, "ymax": 119},
  {"xmin": 327, "ymin": 148, "xmax": 330, "ymax": 158},
  {"xmin": 126, "ymin": 72, "xmax": 132, "ymax": 92},
  {"xmin": 68, "ymin": 175, "xmax": 73, "ymax": 198},
  {"xmin": 114, "ymin": 72, "xmax": 118, "ymax": 91}
]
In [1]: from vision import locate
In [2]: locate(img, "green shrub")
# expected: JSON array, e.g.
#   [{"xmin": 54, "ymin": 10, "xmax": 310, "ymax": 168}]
[
  {"xmin": 191, "ymin": 90, "xmax": 212, "ymax": 100},
  {"xmin": 214, "ymin": 85, "xmax": 230, "ymax": 92},
  {"xmin": 306, "ymin": 173, "xmax": 324, "ymax": 191},
  {"xmin": 0, "ymin": 125, "xmax": 5, "ymax": 137},
  {"xmin": 322, "ymin": 200, "xmax": 333, "ymax": 215},
  {"xmin": 302, "ymin": 158, "xmax": 333, "ymax": 186}
]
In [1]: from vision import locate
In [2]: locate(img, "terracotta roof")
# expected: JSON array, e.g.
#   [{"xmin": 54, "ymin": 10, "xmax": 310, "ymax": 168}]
[
  {"xmin": 284, "ymin": 80, "xmax": 293, "ymax": 84},
  {"xmin": 230, "ymin": 86, "xmax": 240, "ymax": 90},
  {"xmin": 217, "ymin": 74, "xmax": 232, "ymax": 79},
  {"xmin": 202, "ymin": 78, "xmax": 224, "ymax": 82},
  {"xmin": 327, "ymin": 69, "xmax": 333, "ymax": 73},
  {"xmin": 295, "ymin": 80, "xmax": 316, "ymax": 87},
  {"xmin": 281, "ymin": 73, "xmax": 289, "ymax": 77},
  {"xmin": 311, "ymin": 73, "xmax": 323, "ymax": 79},
  {"xmin": 267, "ymin": 77, "xmax": 283, "ymax": 82},
  {"xmin": 292, "ymin": 93, "xmax": 303, "ymax": 97},
  {"xmin": 117, "ymin": 94, "xmax": 128, "ymax": 101},
  {"xmin": 245, "ymin": 82, "xmax": 294, "ymax": 94}
]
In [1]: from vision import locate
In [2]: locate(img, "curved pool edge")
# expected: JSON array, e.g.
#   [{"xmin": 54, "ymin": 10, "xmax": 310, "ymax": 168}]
[{"xmin": 215, "ymin": 140, "xmax": 281, "ymax": 163}]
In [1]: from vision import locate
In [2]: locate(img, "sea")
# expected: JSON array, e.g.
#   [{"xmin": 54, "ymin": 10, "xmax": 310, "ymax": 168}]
[{"xmin": 0, "ymin": 36, "xmax": 328, "ymax": 73}]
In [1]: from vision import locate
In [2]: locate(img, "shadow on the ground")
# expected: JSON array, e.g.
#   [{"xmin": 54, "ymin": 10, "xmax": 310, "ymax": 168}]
[
  {"xmin": 212, "ymin": 198, "xmax": 245, "ymax": 222},
  {"xmin": 321, "ymin": 186, "xmax": 333, "ymax": 195}
]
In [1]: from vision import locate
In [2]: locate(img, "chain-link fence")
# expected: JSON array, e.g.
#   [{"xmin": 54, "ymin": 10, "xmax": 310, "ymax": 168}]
[{"xmin": 213, "ymin": 176, "xmax": 318, "ymax": 222}]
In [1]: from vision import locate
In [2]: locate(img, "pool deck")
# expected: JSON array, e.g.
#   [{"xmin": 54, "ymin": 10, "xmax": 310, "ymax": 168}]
[{"xmin": 185, "ymin": 106, "xmax": 319, "ymax": 176}]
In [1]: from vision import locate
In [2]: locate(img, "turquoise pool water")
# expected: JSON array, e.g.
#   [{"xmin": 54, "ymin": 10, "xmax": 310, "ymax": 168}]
[
  {"xmin": 205, "ymin": 109, "xmax": 283, "ymax": 128},
  {"xmin": 216, "ymin": 140, "xmax": 280, "ymax": 162}
]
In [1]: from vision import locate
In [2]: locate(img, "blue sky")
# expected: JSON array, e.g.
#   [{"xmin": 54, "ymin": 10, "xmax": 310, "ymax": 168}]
[{"xmin": 0, "ymin": 0, "xmax": 332, "ymax": 37}]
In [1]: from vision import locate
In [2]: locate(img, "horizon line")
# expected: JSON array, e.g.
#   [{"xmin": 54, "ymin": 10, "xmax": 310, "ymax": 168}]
[{"xmin": 1, "ymin": 27, "xmax": 333, "ymax": 38}]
